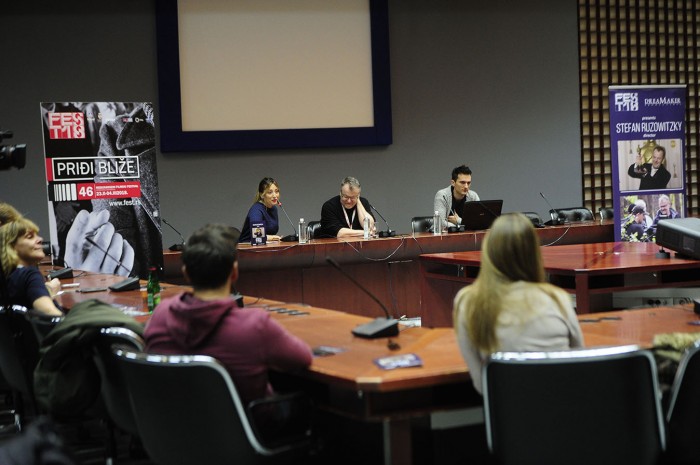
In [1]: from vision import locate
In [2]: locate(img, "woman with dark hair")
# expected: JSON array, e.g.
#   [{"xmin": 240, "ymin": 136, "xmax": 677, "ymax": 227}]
[
  {"xmin": 453, "ymin": 213, "xmax": 583, "ymax": 394},
  {"xmin": 239, "ymin": 177, "xmax": 282, "ymax": 243},
  {"xmin": 0, "ymin": 218, "xmax": 63, "ymax": 316}
]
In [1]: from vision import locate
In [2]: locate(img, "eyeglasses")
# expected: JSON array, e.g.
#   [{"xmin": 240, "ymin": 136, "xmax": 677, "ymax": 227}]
[{"xmin": 340, "ymin": 193, "xmax": 359, "ymax": 201}]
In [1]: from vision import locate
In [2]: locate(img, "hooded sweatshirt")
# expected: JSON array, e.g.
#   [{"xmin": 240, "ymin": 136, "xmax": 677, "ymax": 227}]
[{"xmin": 145, "ymin": 292, "xmax": 312, "ymax": 405}]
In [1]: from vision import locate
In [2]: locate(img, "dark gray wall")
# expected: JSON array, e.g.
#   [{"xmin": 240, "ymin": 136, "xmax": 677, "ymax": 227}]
[{"xmin": 1, "ymin": 0, "xmax": 581, "ymax": 245}]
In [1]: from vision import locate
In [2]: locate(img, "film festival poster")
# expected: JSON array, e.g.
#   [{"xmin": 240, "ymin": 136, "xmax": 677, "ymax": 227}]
[
  {"xmin": 40, "ymin": 102, "xmax": 163, "ymax": 279},
  {"xmin": 608, "ymin": 85, "xmax": 687, "ymax": 243}
]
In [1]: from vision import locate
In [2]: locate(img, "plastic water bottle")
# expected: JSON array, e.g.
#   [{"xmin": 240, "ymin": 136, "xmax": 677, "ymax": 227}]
[
  {"xmin": 363, "ymin": 216, "xmax": 370, "ymax": 239},
  {"xmin": 433, "ymin": 211, "xmax": 441, "ymax": 236},
  {"xmin": 298, "ymin": 218, "xmax": 308, "ymax": 244}
]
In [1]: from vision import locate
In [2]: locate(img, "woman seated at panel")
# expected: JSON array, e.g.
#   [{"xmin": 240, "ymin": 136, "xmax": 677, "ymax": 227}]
[
  {"xmin": 0, "ymin": 218, "xmax": 63, "ymax": 316},
  {"xmin": 239, "ymin": 177, "xmax": 282, "ymax": 243},
  {"xmin": 453, "ymin": 213, "xmax": 583, "ymax": 394}
]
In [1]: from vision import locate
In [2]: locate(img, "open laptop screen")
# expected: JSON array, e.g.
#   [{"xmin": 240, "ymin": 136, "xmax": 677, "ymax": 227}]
[{"xmin": 460, "ymin": 200, "xmax": 503, "ymax": 230}]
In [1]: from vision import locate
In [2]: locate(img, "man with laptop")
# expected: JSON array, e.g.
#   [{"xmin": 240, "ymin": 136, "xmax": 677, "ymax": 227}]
[{"xmin": 433, "ymin": 165, "xmax": 480, "ymax": 230}]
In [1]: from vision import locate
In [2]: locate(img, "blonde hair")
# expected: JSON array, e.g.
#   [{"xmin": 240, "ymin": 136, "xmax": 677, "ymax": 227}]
[
  {"xmin": 253, "ymin": 177, "xmax": 278, "ymax": 203},
  {"xmin": 0, "ymin": 217, "xmax": 40, "ymax": 274},
  {"xmin": 453, "ymin": 213, "xmax": 567, "ymax": 352},
  {"xmin": 0, "ymin": 202, "xmax": 21, "ymax": 226}
]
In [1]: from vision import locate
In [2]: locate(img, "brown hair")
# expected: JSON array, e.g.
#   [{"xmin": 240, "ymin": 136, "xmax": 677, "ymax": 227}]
[{"xmin": 0, "ymin": 217, "xmax": 40, "ymax": 274}]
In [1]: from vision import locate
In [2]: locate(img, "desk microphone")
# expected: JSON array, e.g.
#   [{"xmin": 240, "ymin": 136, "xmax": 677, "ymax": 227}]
[
  {"xmin": 162, "ymin": 218, "xmax": 186, "ymax": 251},
  {"xmin": 85, "ymin": 237, "xmax": 140, "ymax": 291},
  {"xmin": 277, "ymin": 201, "xmax": 299, "ymax": 242},
  {"xmin": 325, "ymin": 256, "xmax": 400, "ymax": 343},
  {"xmin": 370, "ymin": 205, "xmax": 396, "ymax": 238},
  {"xmin": 539, "ymin": 192, "xmax": 564, "ymax": 226}
]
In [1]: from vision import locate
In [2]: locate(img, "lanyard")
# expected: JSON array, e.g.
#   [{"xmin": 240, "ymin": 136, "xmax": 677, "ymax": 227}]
[{"xmin": 341, "ymin": 201, "xmax": 356, "ymax": 229}]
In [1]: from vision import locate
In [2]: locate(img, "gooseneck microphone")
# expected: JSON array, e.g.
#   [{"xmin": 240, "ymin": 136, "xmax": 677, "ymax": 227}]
[
  {"xmin": 277, "ymin": 201, "xmax": 299, "ymax": 242},
  {"xmin": 162, "ymin": 218, "xmax": 186, "ymax": 251},
  {"xmin": 325, "ymin": 256, "xmax": 399, "ymax": 341},
  {"xmin": 370, "ymin": 205, "xmax": 396, "ymax": 238},
  {"xmin": 539, "ymin": 192, "xmax": 564, "ymax": 226},
  {"xmin": 85, "ymin": 236, "xmax": 140, "ymax": 291}
]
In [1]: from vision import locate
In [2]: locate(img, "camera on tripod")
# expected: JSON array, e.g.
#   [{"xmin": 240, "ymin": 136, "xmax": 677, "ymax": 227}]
[{"xmin": 0, "ymin": 130, "xmax": 26, "ymax": 170}]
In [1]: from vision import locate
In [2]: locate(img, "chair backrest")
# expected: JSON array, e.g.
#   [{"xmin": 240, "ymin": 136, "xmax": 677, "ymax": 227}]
[
  {"xmin": 555, "ymin": 206, "xmax": 594, "ymax": 222},
  {"xmin": 521, "ymin": 211, "xmax": 543, "ymax": 226},
  {"xmin": 0, "ymin": 306, "xmax": 44, "ymax": 398},
  {"xmin": 114, "ymin": 349, "xmax": 302, "ymax": 465},
  {"xmin": 306, "ymin": 220, "xmax": 322, "ymax": 240},
  {"xmin": 483, "ymin": 345, "xmax": 664, "ymax": 465},
  {"xmin": 599, "ymin": 206, "xmax": 615, "ymax": 220},
  {"xmin": 665, "ymin": 341, "xmax": 700, "ymax": 464},
  {"xmin": 92, "ymin": 327, "xmax": 145, "ymax": 435},
  {"xmin": 411, "ymin": 216, "xmax": 433, "ymax": 234}
]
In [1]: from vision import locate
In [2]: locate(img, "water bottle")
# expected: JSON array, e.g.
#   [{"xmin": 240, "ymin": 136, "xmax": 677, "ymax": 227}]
[
  {"xmin": 433, "ymin": 211, "xmax": 441, "ymax": 236},
  {"xmin": 363, "ymin": 216, "xmax": 370, "ymax": 239},
  {"xmin": 147, "ymin": 266, "xmax": 161, "ymax": 312},
  {"xmin": 298, "ymin": 218, "xmax": 308, "ymax": 244}
]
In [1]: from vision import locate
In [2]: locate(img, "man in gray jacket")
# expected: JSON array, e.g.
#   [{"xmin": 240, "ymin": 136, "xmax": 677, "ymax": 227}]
[{"xmin": 433, "ymin": 165, "xmax": 480, "ymax": 230}]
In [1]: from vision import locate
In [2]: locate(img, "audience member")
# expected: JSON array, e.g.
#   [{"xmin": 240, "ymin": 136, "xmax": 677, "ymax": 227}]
[
  {"xmin": 453, "ymin": 213, "xmax": 583, "ymax": 394},
  {"xmin": 0, "ymin": 218, "xmax": 63, "ymax": 316},
  {"xmin": 145, "ymin": 224, "xmax": 312, "ymax": 405}
]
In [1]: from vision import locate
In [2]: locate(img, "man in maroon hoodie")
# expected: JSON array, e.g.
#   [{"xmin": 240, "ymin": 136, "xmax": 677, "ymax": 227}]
[{"xmin": 144, "ymin": 223, "xmax": 313, "ymax": 406}]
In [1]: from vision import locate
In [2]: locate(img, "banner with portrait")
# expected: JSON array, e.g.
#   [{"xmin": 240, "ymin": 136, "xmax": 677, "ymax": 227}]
[
  {"xmin": 609, "ymin": 85, "xmax": 687, "ymax": 242},
  {"xmin": 40, "ymin": 102, "xmax": 163, "ymax": 279}
]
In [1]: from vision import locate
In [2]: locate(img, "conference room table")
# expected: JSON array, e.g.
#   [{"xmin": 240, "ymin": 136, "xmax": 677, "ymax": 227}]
[
  {"xmin": 163, "ymin": 220, "xmax": 614, "ymax": 320},
  {"xmin": 420, "ymin": 241, "xmax": 700, "ymax": 327},
  {"xmin": 43, "ymin": 263, "xmax": 700, "ymax": 465}
]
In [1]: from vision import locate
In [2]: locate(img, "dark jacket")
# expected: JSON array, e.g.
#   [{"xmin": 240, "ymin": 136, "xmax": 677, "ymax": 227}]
[{"xmin": 33, "ymin": 299, "xmax": 144, "ymax": 416}]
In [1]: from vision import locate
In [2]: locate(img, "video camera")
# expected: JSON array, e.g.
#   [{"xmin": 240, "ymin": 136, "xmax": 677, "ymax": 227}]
[{"xmin": 0, "ymin": 130, "xmax": 26, "ymax": 170}]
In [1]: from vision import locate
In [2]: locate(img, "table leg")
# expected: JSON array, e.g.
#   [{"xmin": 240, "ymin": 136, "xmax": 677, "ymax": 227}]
[{"xmin": 383, "ymin": 418, "xmax": 412, "ymax": 465}]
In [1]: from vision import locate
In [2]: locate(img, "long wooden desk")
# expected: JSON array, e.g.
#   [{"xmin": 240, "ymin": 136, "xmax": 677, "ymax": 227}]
[
  {"xmin": 163, "ymin": 221, "xmax": 613, "ymax": 320},
  {"xmin": 44, "ymin": 265, "xmax": 700, "ymax": 465},
  {"xmin": 420, "ymin": 241, "xmax": 700, "ymax": 326}
]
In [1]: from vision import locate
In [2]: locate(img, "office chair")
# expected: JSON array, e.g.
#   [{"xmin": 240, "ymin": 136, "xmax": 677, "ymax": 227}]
[
  {"xmin": 521, "ymin": 211, "xmax": 543, "ymax": 226},
  {"xmin": 554, "ymin": 207, "xmax": 594, "ymax": 222},
  {"xmin": 411, "ymin": 216, "xmax": 434, "ymax": 234},
  {"xmin": 665, "ymin": 341, "xmax": 700, "ymax": 465},
  {"xmin": 114, "ymin": 349, "xmax": 311, "ymax": 465},
  {"xmin": 599, "ymin": 207, "xmax": 614, "ymax": 220},
  {"xmin": 0, "ymin": 305, "xmax": 58, "ymax": 429},
  {"xmin": 483, "ymin": 345, "xmax": 665, "ymax": 465},
  {"xmin": 306, "ymin": 221, "xmax": 322, "ymax": 240}
]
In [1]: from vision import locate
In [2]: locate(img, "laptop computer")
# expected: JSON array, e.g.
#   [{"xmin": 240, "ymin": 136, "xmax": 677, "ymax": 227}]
[{"xmin": 460, "ymin": 200, "xmax": 503, "ymax": 230}]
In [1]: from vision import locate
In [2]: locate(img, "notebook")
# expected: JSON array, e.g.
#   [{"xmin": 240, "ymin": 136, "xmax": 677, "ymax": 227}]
[{"xmin": 460, "ymin": 200, "xmax": 503, "ymax": 230}]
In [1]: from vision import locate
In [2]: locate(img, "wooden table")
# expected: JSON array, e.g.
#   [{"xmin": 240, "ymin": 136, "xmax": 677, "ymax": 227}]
[
  {"xmin": 45, "ymin": 266, "xmax": 700, "ymax": 465},
  {"xmin": 420, "ymin": 241, "xmax": 700, "ymax": 326},
  {"xmin": 163, "ymin": 221, "xmax": 613, "ymax": 320}
]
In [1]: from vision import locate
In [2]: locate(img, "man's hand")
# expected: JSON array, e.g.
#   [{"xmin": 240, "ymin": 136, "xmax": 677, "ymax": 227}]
[{"xmin": 64, "ymin": 210, "xmax": 135, "ymax": 276}]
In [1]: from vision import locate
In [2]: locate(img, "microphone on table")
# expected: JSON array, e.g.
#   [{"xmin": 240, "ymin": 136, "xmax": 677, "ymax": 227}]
[
  {"xmin": 325, "ymin": 256, "xmax": 400, "ymax": 347},
  {"xmin": 539, "ymin": 192, "xmax": 564, "ymax": 226},
  {"xmin": 161, "ymin": 218, "xmax": 186, "ymax": 251},
  {"xmin": 278, "ymin": 200, "xmax": 299, "ymax": 242},
  {"xmin": 370, "ymin": 205, "xmax": 396, "ymax": 238},
  {"xmin": 85, "ymin": 236, "xmax": 140, "ymax": 291}
]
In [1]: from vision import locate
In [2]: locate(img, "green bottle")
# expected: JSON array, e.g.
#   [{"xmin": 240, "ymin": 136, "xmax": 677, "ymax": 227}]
[{"xmin": 147, "ymin": 266, "xmax": 161, "ymax": 312}]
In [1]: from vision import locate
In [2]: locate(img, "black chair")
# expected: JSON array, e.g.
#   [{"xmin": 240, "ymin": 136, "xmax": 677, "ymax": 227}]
[
  {"xmin": 599, "ymin": 206, "xmax": 614, "ymax": 220},
  {"xmin": 306, "ymin": 221, "xmax": 322, "ymax": 240},
  {"xmin": 411, "ymin": 216, "xmax": 434, "ymax": 234},
  {"xmin": 114, "ymin": 349, "xmax": 311, "ymax": 465},
  {"xmin": 0, "ymin": 306, "xmax": 60, "ymax": 428},
  {"xmin": 555, "ymin": 206, "xmax": 594, "ymax": 222},
  {"xmin": 665, "ymin": 341, "xmax": 700, "ymax": 464},
  {"xmin": 92, "ymin": 327, "xmax": 144, "ymax": 436},
  {"xmin": 521, "ymin": 211, "xmax": 543, "ymax": 226},
  {"xmin": 483, "ymin": 345, "xmax": 665, "ymax": 465}
]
